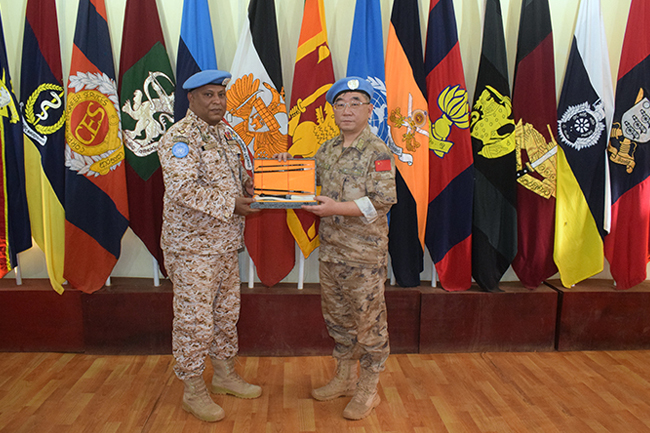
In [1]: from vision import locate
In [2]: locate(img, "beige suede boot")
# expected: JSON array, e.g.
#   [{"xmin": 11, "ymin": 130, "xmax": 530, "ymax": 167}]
[
  {"xmin": 182, "ymin": 376, "xmax": 225, "ymax": 422},
  {"xmin": 210, "ymin": 357, "xmax": 262, "ymax": 399},
  {"xmin": 342, "ymin": 368, "xmax": 380, "ymax": 420},
  {"xmin": 311, "ymin": 359, "xmax": 358, "ymax": 401}
]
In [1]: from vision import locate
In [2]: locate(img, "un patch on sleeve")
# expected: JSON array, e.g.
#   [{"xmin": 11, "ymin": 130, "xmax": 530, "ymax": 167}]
[{"xmin": 172, "ymin": 141, "xmax": 189, "ymax": 158}]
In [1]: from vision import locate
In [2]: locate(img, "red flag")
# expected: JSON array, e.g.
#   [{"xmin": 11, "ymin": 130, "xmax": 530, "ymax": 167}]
[
  {"xmin": 605, "ymin": 0, "xmax": 650, "ymax": 289},
  {"xmin": 286, "ymin": 0, "xmax": 338, "ymax": 258},
  {"xmin": 511, "ymin": 0, "xmax": 558, "ymax": 289},
  {"xmin": 64, "ymin": 0, "xmax": 129, "ymax": 293},
  {"xmin": 227, "ymin": 0, "xmax": 295, "ymax": 286},
  {"xmin": 119, "ymin": 0, "xmax": 174, "ymax": 277}
]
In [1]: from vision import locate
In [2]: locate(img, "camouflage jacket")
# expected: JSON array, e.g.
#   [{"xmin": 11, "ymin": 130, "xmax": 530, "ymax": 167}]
[
  {"xmin": 159, "ymin": 109, "xmax": 250, "ymax": 255},
  {"xmin": 315, "ymin": 125, "xmax": 397, "ymax": 266}
]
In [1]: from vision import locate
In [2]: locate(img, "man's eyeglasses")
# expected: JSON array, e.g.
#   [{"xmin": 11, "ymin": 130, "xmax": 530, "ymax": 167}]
[{"xmin": 332, "ymin": 101, "xmax": 370, "ymax": 111}]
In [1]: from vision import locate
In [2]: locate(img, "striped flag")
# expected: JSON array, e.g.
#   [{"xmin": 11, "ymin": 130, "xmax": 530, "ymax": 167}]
[
  {"xmin": 286, "ymin": 0, "xmax": 338, "ymax": 258},
  {"xmin": 385, "ymin": 0, "xmax": 430, "ymax": 287},
  {"xmin": 21, "ymin": 0, "xmax": 65, "ymax": 292},
  {"xmin": 470, "ymin": 0, "xmax": 517, "ymax": 292},
  {"xmin": 64, "ymin": 0, "xmax": 129, "ymax": 293},
  {"xmin": 511, "ymin": 0, "xmax": 558, "ymax": 289},
  {"xmin": 424, "ymin": 0, "xmax": 473, "ymax": 291},
  {"xmin": 555, "ymin": 0, "xmax": 613, "ymax": 288},
  {"xmin": 227, "ymin": 0, "xmax": 295, "ymax": 286},
  {"xmin": 174, "ymin": 0, "xmax": 217, "ymax": 122},
  {"xmin": 0, "ymin": 10, "xmax": 31, "ymax": 278},
  {"xmin": 604, "ymin": 0, "xmax": 650, "ymax": 289},
  {"xmin": 119, "ymin": 0, "xmax": 174, "ymax": 277}
]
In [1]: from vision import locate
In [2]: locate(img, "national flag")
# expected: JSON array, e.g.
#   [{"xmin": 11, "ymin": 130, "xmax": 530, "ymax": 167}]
[
  {"xmin": 119, "ymin": 0, "xmax": 174, "ymax": 277},
  {"xmin": 604, "ymin": 0, "xmax": 650, "ymax": 290},
  {"xmin": 174, "ymin": 0, "xmax": 218, "ymax": 122},
  {"xmin": 0, "ymin": 10, "xmax": 31, "ymax": 278},
  {"xmin": 21, "ymin": 0, "xmax": 65, "ymax": 292},
  {"xmin": 424, "ymin": 0, "xmax": 473, "ymax": 291},
  {"xmin": 470, "ymin": 0, "xmax": 517, "ymax": 292},
  {"xmin": 64, "ymin": 0, "xmax": 129, "ymax": 293},
  {"xmin": 385, "ymin": 0, "xmax": 430, "ymax": 287},
  {"xmin": 555, "ymin": 0, "xmax": 613, "ymax": 287},
  {"xmin": 511, "ymin": 0, "xmax": 558, "ymax": 289},
  {"xmin": 286, "ymin": 0, "xmax": 338, "ymax": 258},
  {"xmin": 227, "ymin": 0, "xmax": 295, "ymax": 286}
]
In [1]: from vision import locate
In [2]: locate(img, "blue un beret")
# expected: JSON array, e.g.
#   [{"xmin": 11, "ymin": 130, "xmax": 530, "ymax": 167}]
[
  {"xmin": 326, "ymin": 76, "xmax": 374, "ymax": 104},
  {"xmin": 182, "ymin": 69, "xmax": 232, "ymax": 90}
]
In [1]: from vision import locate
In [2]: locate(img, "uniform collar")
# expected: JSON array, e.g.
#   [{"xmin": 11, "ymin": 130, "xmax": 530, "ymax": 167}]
[
  {"xmin": 186, "ymin": 108, "xmax": 222, "ymax": 134},
  {"xmin": 333, "ymin": 124, "xmax": 373, "ymax": 152}
]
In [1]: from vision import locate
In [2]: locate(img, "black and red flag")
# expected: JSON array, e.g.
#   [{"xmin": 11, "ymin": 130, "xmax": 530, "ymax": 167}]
[
  {"xmin": 605, "ymin": 0, "xmax": 650, "ymax": 289},
  {"xmin": 119, "ymin": 0, "xmax": 175, "ymax": 277},
  {"xmin": 511, "ymin": 0, "xmax": 558, "ymax": 289},
  {"xmin": 469, "ymin": 0, "xmax": 517, "ymax": 292}
]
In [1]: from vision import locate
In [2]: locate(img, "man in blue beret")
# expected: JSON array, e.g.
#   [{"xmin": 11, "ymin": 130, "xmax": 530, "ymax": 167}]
[
  {"xmin": 158, "ymin": 69, "xmax": 261, "ymax": 422},
  {"xmin": 276, "ymin": 76, "xmax": 397, "ymax": 420}
]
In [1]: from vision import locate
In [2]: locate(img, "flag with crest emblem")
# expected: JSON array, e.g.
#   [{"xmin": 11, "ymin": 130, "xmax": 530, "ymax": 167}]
[{"xmin": 64, "ymin": 0, "xmax": 129, "ymax": 293}]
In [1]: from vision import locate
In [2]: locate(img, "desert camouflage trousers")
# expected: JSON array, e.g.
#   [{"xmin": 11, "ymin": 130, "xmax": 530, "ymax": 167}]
[
  {"xmin": 165, "ymin": 250, "xmax": 241, "ymax": 380},
  {"xmin": 319, "ymin": 261, "xmax": 390, "ymax": 373}
]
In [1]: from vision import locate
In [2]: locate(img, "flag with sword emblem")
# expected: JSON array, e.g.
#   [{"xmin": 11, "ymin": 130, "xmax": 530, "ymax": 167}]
[
  {"xmin": 470, "ymin": 0, "xmax": 517, "ymax": 292},
  {"xmin": 605, "ymin": 0, "xmax": 650, "ymax": 290},
  {"xmin": 511, "ymin": 0, "xmax": 558, "ymax": 289},
  {"xmin": 21, "ymin": 0, "xmax": 65, "ymax": 292},
  {"xmin": 64, "ymin": 0, "xmax": 129, "ymax": 293},
  {"xmin": 555, "ymin": 0, "xmax": 613, "ymax": 288},
  {"xmin": 286, "ymin": 0, "xmax": 338, "ymax": 258},
  {"xmin": 227, "ymin": 0, "xmax": 295, "ymax": 286},
  {"xmin": 119, "ymin": 0, "xmax": 174, "ymax": 277},
  {"xmin": 0, "ymin": 10, "xmax": 31, "ymax": 279},
  {"xmin": 174, "ymin": 0, "xmax": 218, "ymax": 122},
  {"xmin": 385, "ymin": 0, "xmax": 430, "ymax": 287},
  {"xmin": 424, "ymin": 0, "xmax": 473, "ymax": 291}
]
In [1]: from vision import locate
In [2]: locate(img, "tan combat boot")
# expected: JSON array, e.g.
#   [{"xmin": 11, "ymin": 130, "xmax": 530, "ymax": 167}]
[
  {"xmin": 210, "ymin": 357, "xmax": 262, "ymax": 399},
  {"xmin": 311, "ymin": 359, "xmax": 358, "ymax": 401},
  {"xmin": 182, "ymin": 376, "xmax": 225, "ymax": 422},
  {"xmin": 342, "ymin": 368, "xmax": 380, "ymax": 420}
]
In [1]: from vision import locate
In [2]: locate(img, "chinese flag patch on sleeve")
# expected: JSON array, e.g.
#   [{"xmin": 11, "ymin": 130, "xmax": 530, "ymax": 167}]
[{"xmin": 375, "ymin": 159, "xmax": 391, "ymax": 172}]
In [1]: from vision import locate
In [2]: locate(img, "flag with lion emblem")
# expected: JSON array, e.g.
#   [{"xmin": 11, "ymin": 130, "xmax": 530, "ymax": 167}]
[
  {"xmin": 119, "ymin": 0, "xmax": 174, "ymax": 277},
  {"xmin": 64, "ymin": 0, "xmax": 129, "ymax": 293},
  {"xmin": 226, "ymin": 0, "xmax": 294, "ymax": 286}
]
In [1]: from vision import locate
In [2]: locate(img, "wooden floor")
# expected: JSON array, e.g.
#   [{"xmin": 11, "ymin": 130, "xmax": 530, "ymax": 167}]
[{"xmin": 1, "ymin": 351, "xmax": 650, "ymax": 432}]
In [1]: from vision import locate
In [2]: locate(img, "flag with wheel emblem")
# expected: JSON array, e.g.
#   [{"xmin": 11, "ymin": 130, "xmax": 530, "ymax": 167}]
[
  {"xmin": 511, "ymin": 0, "xmax": 558, "ymax": 289},
  {"xmin": 555, "ymin": 0, "xmax": 613, "ymax": 288},
  {"xmin": 227, "ymin": 0, "xmax": 295, "ymax": 286},
  {"xmin": 0, "ymin": 10, "xmax": 31, "ymax": 279},
  {"xmin": 286, "ymin": 0, "xmax": 338, "ymax": 258},
  {"xmin": 470, "ymin": 0, "xmax": 517, "ymax": 292},
  {"xmin": 174, "ymin": 0, "xmax": 218, "ymax": 122},
  {"xmin": 604, "ymin": 0, "xmax": 649, "ymax": 290},
  {"xmin": 64, "ymin": 0, "xmax": 129, "ymax": 293},
  {"xmin": 119, "ymin": 0, "xmax": 174, "ymax": 277},
  {"xmin": 21, "ymin": 0, "xmax": 65, "ymax": 292},
  {"xmin": 424, "ymin": 0, "xmax": 473, "ymax": 291},
  {"xmin": 385, "ymin": 0, "xmax": 430, "ymax": 287}
]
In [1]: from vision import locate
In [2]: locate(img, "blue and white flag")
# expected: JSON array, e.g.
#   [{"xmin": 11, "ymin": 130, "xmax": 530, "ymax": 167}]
[
  {"xmin": 346, "ymin": 0, "xmax": 390, "ymax": 146},
  {"xmin": 554, "ymin": 0, "xmax": 614, "ymax": 287},
  {"xmin": 174, "ymin": 0, "xmax": 218, "ymax": 121}
]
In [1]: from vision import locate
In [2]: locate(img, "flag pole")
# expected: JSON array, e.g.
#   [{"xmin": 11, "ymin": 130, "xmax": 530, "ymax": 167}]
[
  {"xmin": 152, "ymin": 257, "xmax": 160, "ymax": 287},
  {"xmin": 105, "ymin": 276, "xmax": 111, "ymax": 286},
  {"xmin": 298, "ymin": 252, "xmax": 305, "ymax": 290},
  {"xmin": 15, "ymin": 259, "xmax": 22, "ymax": 285},
  {"xmin": 248, "ymin": 256, "xmax": 255, "ymax": 288}
]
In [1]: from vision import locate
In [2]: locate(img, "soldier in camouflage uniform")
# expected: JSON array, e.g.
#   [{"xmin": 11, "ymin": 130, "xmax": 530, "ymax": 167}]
[
  {"xmin": 280, "ymin": 77, "xmax": 397, "ymax": 420},
  {"xmin": 158, "ymin": 70, "xmax": 261, "ymax": 423}
]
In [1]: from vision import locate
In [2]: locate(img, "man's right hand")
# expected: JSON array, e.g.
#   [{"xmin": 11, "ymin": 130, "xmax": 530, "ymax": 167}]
[{"xmin": 235, "ymin": 196, "xmax": 259, "ymax": 216}]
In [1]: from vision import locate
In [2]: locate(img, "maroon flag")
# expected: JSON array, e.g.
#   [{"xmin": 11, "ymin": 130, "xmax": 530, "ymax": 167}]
[{"xmin": 511, "ymin": 0, "xmax": 558, "ymax": 288}]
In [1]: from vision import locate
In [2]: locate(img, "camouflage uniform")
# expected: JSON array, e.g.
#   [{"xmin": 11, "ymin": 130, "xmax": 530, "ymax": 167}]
[
  {"xmin": 315, "ymin": 125, "xmax": 397, "ymax": 373},
  {"xmin": 159, "ymin": 109, "xmax": 250, "ymax": 381}
]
